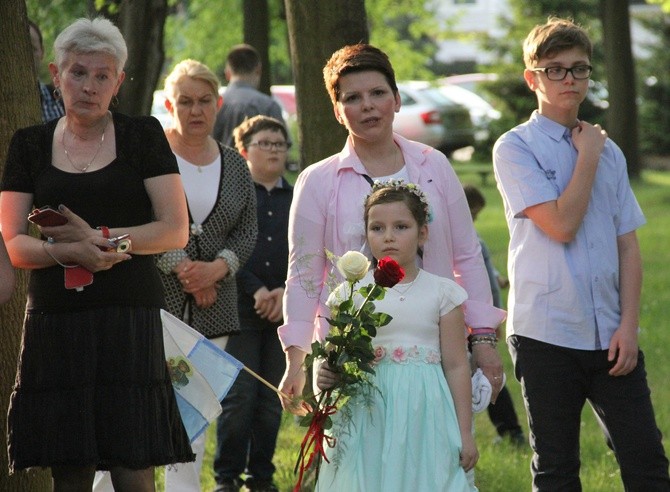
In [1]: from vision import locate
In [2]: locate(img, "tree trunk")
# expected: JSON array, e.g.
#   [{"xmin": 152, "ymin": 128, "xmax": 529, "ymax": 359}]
[
  {"xmin": 114, "ymin": 0, "xmax": 168, "ymax": 116},
  {"xmin": 284, "ymin": 0, "xmax": 368, "ymax": 170},
  {"xmin": 600, "ymin": 0, "xmax": 640, "ymax": 178},
  {"xmin": 244, "ymin": 0, "xmax": 272, "ymax": 95},
  {"xmin": 0, "ymin": 1, "xmax": 51, "ymax": 490}
]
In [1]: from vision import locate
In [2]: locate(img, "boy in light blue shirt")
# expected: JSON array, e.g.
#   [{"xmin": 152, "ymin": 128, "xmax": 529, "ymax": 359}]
[{"xmin": 493, "ymin": 17, "xmax": 669, "ymax": 491}]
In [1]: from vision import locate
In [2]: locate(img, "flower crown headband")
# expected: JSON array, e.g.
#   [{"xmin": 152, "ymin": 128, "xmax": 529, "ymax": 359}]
[{"xmin": 365, "ymin": 179, "xmax": 431, "ymax": 220}]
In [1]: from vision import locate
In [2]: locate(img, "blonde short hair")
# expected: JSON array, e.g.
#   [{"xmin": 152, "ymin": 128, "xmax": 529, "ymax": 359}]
[{"xmin": 163, "ymin": 59, "xmax": 220, "ymax": 101}]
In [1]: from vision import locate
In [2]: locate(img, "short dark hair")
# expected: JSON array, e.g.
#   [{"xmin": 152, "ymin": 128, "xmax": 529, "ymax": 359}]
[
  {"xmin": 226, "ymin": 44, "xmax": 261, "ymax": 75},
  {"xmin": 233, "ymin": 115, "xmax": 288, "ymax": 154},
  {"xmin": 463, "ymin": 184, "xmax": 486, "ymax": 210},
  {"xmin": 323, "ymin": 44, "xmax": 398, "ymax": 106},
  {"xmin": 523, "ymin": 17, "xmax": 592, "ymax": 68}
]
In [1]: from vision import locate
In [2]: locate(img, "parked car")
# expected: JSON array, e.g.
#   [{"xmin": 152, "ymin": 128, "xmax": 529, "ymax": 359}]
[
  {"xmin": 396, "ymin": 81, "xmax": 475, "ymax": 154},
  {"xmin": 443, "ymin": 73, "xmax": 499, "ymax": 95},
  {"xmin": 438, "ymin": 82, "xmax": 501, "ymax": 143},
  {"xmin": 270, "ymin": 85, "xmax": 297, "ymax": 124}
]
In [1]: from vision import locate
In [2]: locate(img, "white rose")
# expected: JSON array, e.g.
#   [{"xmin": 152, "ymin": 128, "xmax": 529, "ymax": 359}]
[{"xmin": 336, "ymin": 251, "xmax": 370, "ymax": 282}]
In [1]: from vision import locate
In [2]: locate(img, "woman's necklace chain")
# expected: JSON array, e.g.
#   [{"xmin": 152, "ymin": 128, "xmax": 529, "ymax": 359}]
[
  {"xmin": 62, "ymin": 114, "xmax": 109, "ymax": 173},
  {"xmin": 393, "ymin": 270, "xmax": 420, "ymax": 301},
  {"xmin": 363, "ymin": 145, "xmax": 401, "ymax": 176}
]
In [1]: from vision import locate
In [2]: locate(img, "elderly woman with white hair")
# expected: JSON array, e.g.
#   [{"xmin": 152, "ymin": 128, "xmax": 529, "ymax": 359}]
[{"xmin": 0, "ymin": 17, "xmax": 193, "ymax": 491}]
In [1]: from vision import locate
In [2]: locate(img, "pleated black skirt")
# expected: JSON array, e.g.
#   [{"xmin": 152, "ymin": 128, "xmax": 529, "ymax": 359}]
[{"xmin": 7, "ymin": 306, "xmax": 195, "ymax": 473}]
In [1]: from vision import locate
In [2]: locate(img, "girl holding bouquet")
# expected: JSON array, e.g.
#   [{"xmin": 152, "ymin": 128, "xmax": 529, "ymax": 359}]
[{"xmin": 314, "ymin": 181, "xmax": 477, "ymax": 491}]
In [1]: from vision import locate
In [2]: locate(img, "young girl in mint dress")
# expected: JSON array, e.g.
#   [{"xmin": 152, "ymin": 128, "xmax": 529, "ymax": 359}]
[{"xmin": 315, "ymin": 181, "xmax": 478, "ymax": 492}]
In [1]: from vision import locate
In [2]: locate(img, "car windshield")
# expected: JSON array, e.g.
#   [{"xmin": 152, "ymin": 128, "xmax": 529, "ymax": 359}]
[
  {"xmin": 443, "ymin": 85, "xmax": 494, "ymax": 111},
  {"xmin": 421, "ymin": 87, "xmax": 456, "ymax": 107}
]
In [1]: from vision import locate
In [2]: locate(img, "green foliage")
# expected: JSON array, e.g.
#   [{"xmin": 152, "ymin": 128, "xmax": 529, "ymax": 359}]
[
  {"xmin": 25, "ymin": 0, "xmax": 88, "ymax": 79},
  {"xmin": 163, "ymin": 0, "xmax": 243, "ymax": 85},
  {"xmin": 646, "ymin": 0, "xmax": 670, "ymax": 13},
  {"xmin": 367, "ymin": 0, "xmax": 443, "ymax": 80},
  {"xmin": 636, "ymin": 15, "xmax": 670, "ymax": 155}
]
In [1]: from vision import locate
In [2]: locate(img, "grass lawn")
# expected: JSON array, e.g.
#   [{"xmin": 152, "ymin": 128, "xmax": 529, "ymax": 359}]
[{"xmin": 157, "ymin": 168, "xmax": 670, "ymax": 492}]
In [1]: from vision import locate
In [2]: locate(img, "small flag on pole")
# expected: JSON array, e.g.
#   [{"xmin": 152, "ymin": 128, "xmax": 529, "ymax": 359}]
[{"xmin": 161, "ymin": 309, "xmax": 243, "ymax": 442}]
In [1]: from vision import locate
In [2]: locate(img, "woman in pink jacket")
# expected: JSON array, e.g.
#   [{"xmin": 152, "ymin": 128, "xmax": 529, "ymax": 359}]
[{"xmin": 278, "ymin": 44, "xmax": 506, "ymax": 415}]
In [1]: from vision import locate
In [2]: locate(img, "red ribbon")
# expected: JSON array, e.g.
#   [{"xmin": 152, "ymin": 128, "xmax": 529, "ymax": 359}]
[{"xmin": 293, "ymin": 398, "xmax": 338, "ymax": 492}]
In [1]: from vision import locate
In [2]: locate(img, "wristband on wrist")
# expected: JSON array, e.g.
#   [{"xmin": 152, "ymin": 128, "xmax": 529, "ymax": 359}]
[
  {"xmin": 97, "ymin": 226, "xmax": 110, "ymax": 239},
  {"xmin": 469, "ymin": 334, "xmax": 498, "ymax": 349},
  {"xmin": 468, "ymin": 327, "xmax": 496, "ymax": 336}
]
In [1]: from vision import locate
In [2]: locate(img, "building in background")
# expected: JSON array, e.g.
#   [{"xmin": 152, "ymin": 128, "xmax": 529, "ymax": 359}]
[{"xmin": 433, "ymin": 0, "xmax": 660, "ymax": 72}]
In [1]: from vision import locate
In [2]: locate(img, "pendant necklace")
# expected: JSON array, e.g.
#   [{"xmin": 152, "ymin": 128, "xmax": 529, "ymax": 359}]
[
  {"xmin": 62, "ymin": 114, "xmax": 109, "ymax": 173},
  {"xmin": 393, "ymin": 270, "xmax": 420, "ymax": 301}
]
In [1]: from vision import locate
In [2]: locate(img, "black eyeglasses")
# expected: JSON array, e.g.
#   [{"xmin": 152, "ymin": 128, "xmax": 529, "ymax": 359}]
[
  {"xmin": 530, "ymin": 65, "xmax": 593, "ymax": 81},
  {"xmin": 248, "ymin": 140, "xmax": 291, "ymax": 152}
]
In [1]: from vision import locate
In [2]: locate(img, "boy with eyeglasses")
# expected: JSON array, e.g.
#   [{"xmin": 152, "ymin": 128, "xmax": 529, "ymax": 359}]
[
  {"xmin": 493, "ymin": 17, "xmax": 670, "ymax": 491},
  {"xmin": 212, "ymin": 115, "xmax": 293, "ymax": 492}
]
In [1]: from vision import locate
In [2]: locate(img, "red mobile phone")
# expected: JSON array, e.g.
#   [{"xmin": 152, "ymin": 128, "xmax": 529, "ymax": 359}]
[
  {"xmin": 64, "ymin": 266, "xmax": 94, "ymax": 291},
  {"xmin": 28, "ymin": 206, "xmax": 68, "ymax": 227}
]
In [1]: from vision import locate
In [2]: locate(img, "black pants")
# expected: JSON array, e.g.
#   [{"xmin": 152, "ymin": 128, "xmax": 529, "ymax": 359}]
[
  {"xmin": 214, "ymin": 319, "xmax": 286, "ymax": 483},
  {"xmin": 509, "ymin": 335, "xmax": 670, "ymax": 492}
]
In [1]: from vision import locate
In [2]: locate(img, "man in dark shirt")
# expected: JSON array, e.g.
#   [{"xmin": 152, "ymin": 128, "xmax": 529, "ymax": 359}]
[{"xmin": 212, "ymin": 44, "xmax": 286, "ymax": 148}]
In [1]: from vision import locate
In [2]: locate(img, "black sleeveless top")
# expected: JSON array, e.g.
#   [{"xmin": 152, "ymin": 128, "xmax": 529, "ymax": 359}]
[{"xmin": 1, "ymin": 112, "xmax": 179, "ymax": 312}]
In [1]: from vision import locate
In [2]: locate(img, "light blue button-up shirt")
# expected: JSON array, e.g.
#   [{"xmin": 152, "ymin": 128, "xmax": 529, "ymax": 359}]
[{"xmin": 493, "ymin": 111, "xmax": 645, "ymax": 350}]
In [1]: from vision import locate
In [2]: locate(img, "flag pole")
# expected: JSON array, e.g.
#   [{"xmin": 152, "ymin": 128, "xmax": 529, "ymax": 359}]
[{"xmin": 243, "ymin": 365, "xmax": 292, "ymax": 400}]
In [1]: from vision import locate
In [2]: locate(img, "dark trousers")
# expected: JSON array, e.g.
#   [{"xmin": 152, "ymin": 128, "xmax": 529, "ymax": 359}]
[
  {"xmin": 214, "ymin": 319, "xmax": 286, "ymax": 483},
  {"xmin": 508, "ymin": 335, "xmax": 670, "ymax": 492},
  {"xmin": 487, "ymin": 384, "xmax": 523, "ymax": 437}
]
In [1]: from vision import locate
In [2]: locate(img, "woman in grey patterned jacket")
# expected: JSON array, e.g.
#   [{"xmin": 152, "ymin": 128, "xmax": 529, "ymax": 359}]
[{"xmin": 157, "ymin": 59, "xmax": 258, "ymax": 491}]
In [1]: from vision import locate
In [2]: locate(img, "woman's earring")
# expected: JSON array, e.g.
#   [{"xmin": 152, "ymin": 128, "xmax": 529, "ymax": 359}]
[
  {"xmin": 53, "ymin": 88, "xmax": 61, "ymax": 100},
  {"xmin": 111, "ymin": 95, "xmax": 119, "ymax": 107}
]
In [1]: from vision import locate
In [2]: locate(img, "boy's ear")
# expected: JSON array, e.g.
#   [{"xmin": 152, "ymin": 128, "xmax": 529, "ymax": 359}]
[{"xmin": 524, "ymin": 69, "xmax": 538, "ymax": 91}]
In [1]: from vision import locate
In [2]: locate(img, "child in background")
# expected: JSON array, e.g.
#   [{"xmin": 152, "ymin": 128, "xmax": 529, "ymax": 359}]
[
  {"xmin": 212, "ymin": 115, "xmax": 293, "ymax": 492},
  {"xmin": 316, "ymin": 180, "xmax": 478, "ymax": 492},
  {"xmin": 463, "ymin": 184, "xmax": 525, "ymax": 447}
]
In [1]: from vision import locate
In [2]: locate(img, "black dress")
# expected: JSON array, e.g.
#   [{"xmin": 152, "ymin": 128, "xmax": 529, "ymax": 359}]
[{"xmin": 1, "ymin": 113, "xmax": 195, "ymax": 472}]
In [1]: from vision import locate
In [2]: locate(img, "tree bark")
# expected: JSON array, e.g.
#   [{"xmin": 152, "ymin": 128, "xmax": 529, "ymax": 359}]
[
  {"xmin": 244, "ymin": 0, "xmax": 272, "ymax": 95},
  {"xmin": 600, "ymin": 0, "xmax": 640, "ymax": 178},
  {"xmin": 0, "ymin": 1, "xmax": 51, "ymax": 490},
  {"xmin": 284, "ymin": 0, "xmax": 368, "ymax": 170},
  {"xmin": 114, "ymin": 0, "xmax": 168, "ymax": 116}
]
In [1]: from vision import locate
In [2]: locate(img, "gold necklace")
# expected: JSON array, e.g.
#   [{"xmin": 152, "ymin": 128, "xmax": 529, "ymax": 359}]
[
  {"xmin": 392, "ymin": 270, "xmax": 420, "ymax": 301},
  {"xmin": 62, "ymin": 114, "xmax": 109, "ymax": 173}
]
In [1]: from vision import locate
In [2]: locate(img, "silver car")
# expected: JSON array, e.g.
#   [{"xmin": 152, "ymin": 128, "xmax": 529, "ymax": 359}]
[{"xmin": 395, "ymin": 81, "xmax": 475, "ymax": 155}]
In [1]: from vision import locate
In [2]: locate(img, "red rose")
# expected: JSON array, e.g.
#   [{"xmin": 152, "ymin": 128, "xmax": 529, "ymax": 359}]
[{"xmin": 373, "ymin": 257, "xmax": 405, "ymax": 288}]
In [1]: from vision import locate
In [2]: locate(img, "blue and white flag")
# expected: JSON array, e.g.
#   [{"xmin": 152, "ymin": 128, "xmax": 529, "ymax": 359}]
[{"xmin": 161, "ymin": 309, "xmax": 243, "ymax": 442}]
